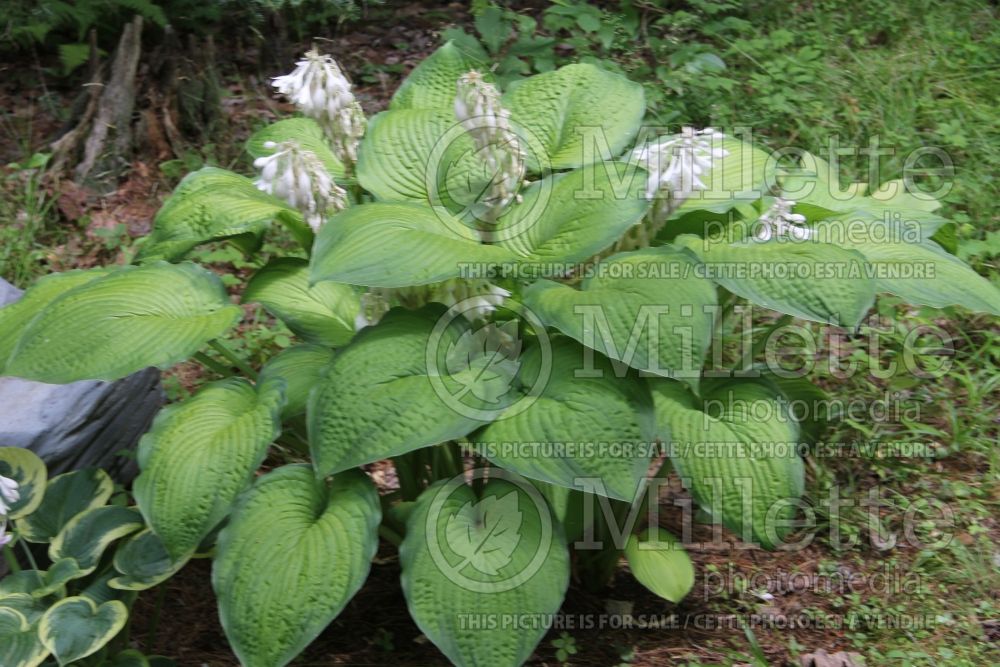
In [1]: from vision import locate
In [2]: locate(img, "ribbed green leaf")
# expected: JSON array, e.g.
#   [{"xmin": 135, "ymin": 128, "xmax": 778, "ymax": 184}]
[
  {"xmin": 0, "ymin": 608, "xmax": 49, "ymax": 667},
  {"xmin": 0, "ymin": 268, "xmax": 110, "ymax": 365},
  {"xmin": 213, "ymin": 466, "xmax": 380, "ymax": 667},
  {"xmin": 650, "ymin": 378, "xmax": 805, "ymax": 549},
  {"xmin": 137, "ymin": 167, "xmax": 309, "ymax": 262},
  {"xmin": 356, "ymin": 108, "xmax": 490, "ymax": 208},
  {"xmin": 678, "ymin": 235, "xmax": 876, "ymax": 327},
  {"xmin": 16, "ymin": 468, "xmax": 113, "ymax": 543},
  {"xmin": 390, "ymin": 41, "xmax": 490, "ymax": 110},
  {"xmin": 39, "ymin": 596, "xmax": 127, "ymax": 665},
  {"xmin": 258, "ymin": 344, "xmax": 336, "ymax": 420},
  {"xmin": 0, "ymin": 447, "xmax": 47, "ymax": 519},
  {"xmin": 624, "ymin": 527, "xmax": 694, "ymax": 602},
  {"xmin": 479, "ymin": 339, "xmax": 656, "ymax": 502},
  {"xmin": 524, "ymin": 247, "xmax": 717, "ymax": 379},
  {"xmin": 492, "ymin": 163, "xmax": 650, "ymax": 269},
  {"xmin": 246, "ymin": 117, "xmax": 346, "ymax": 179},
  {"xmin": 1, "ymin": 262, "xmax": 242, "ymax": 383},
  {"xmin": 504, "ymin": 64, "xmax": 645, "ymax": 171},
  {"xmin": 400, "ymin": 477, "xmax": 570, "ymax": 667},
  {"xmin": 310, "ymin": 203, "xmax": 514, "ymax": 288},
  {"xmin": 134, "ymin": 378, "xmax": 281, "ymax": 559},
  {"xmin": 309, "ymin": 307, "xmax": 507, "ymax": 476},
  {"xmin": 48, "ymin": 506, "xmax": 144, "ymax": 576},
  {"xmin": 109, "ymin": 529, "xmax": 187, "ymax": 591},
  {"xmin": 244, "ymin": 257, "xmax": 359, "ymax": 346}
]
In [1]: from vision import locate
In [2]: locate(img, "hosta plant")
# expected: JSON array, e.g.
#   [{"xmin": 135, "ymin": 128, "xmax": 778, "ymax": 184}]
[
  {"xmin": 2, "ymin": 41, "xmax": 998, "ymax": 667},
  {"xmin": 0, "ymin": 448, "xmax": 176, "ymax": 667}
]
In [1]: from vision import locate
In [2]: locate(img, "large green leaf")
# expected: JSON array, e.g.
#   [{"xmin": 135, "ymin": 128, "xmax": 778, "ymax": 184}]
[
  {"xmin": 650, "ymin": 378, "xmax": 805, "ymax": 549},
  {"xmin": 246, "ymin": 117, "xmax": 346, "ymax": 179},
  {"xmin": 504, "ymin": 63, "xmax": 645, "ymax": 171},
  {"xmin": 356, "ymin": 108, "xmax": 491, "ymax": 209},
  {"xmin": 48, "ymin": 506, "xmax": 144, "ymax": 576},
  {"xmin": 677, "ymin": 235, "xmax": 876, "ymax": 327},
  {"xmin": 0, "ymin": 268, "xmax": 110, "ymax": 365},
  {"xmin": 108, "ymin": 529, "xmax": 187, "ymax": 591},
  {"xmin": 491, "ymin": 163, "xmax": 650, "ymax": 269},
  {"xmin": 811, "ymin": 217, "xmax": 1000, "ymax": 314},
  {"xmin": 133, "ymin": 378, "xmax": 281, "ymax": 559},
  {"xmin": 400, "ymin": 477, "xmax": 570, "ymax": 667},
  {"xmin": 243, "ymin": 257, "xmax": 359, "ymax": 346},
  {"xmin": 0, "ymin": 447, "xmax": 47, "ymax": 519},
  {"xmin": 390, "ymin": 40, "xmax": 489, "ymax": 110},
  {"xmin": 39, "ymin": 596, "xmax": 127, "ymax": 665},
  {"xmin": 309, "ymin": 307, "xmax": 509, "ymax": 476},
  {"xmin": 478, "ymin": 339, "xmax": 656, "ymax": 502},
  {"xmin": 524, "ymin": 247, "xmax": 717, "ymax": 379},
  {"xmin": 213, "ymin": 466, "xmax": 380, "ymax": 667},
  {"xmin": 309, "ymin": 203, "xmax": 514, "ymax": 288},
  {"xmin": 16, "ymin": 468, "xmax": 113, "ymax": 543},
  {"xmin": 624, "ymin": 527, "xmax": 694, "ymax": 603},
  {"xmin": 258, "ymin": 344, "xmax": 337, "ymax": 420},
  {"xmin": 0, "ymin": 608, "xmax": 49, "ymax": 667},
  {"xmin": 1, "ymin": 262, "xmax": 242, "ymax": 383},
  {"xmin": 137, "ymin": 167, "xmax": 309, "ymax": 262}
]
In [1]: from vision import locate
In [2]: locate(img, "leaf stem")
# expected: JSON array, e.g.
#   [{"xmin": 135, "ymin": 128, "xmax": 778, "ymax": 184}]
[
  {"xmin": 193, "ymin": 352, "xmax": 234, "ymax": 378},
  {"xmin": 3, "ymin": 543, "xmax": 20, "ymax": 573},
  {"xmin": 19, "ymin": 537, "xmax": 38, "ymax": 571},
  {"xmin": 209, "ymin": 340, "xmax": 258, "ymax": 381}
]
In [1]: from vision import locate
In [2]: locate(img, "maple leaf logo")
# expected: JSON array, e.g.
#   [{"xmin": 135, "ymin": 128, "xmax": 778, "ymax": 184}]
[
  {"xmin": 444, "ymin": 319, "xmax": 522, "ymax": 406},
  {"xmin": 445, "ymin": 490, "xmax": 523, "ymax": 576}
]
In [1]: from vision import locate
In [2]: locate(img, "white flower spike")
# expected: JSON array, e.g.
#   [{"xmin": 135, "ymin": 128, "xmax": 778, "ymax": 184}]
[
  {"xmin": 455, "ymin": 71, "xmax": 526, "ymax": 222},
  {"xmin": 0, "ymin": 474, "xmax": 19, "ymax": 516},
  {"xmin": 631, "ymin": 127, "xmax": 728, "ymax": 208},
  {"xmin": 254, "ymin": 141, "xmax": 347, "ymax": 232},
  {"xmin": 272, "ymin": 50, "xmax": 366, "ymax": 164},
  {"xmin": 754, "ymin": 197, "xmax": 812, "ymax": 241}
]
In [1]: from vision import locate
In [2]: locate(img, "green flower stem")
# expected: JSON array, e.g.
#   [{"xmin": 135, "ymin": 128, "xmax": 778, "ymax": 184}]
[
  {"xmin": 393, "ymin": 454, "xmax": 420, "ymax": 502},
  {"xmin": 209, "ymin": 340, "xmax": 259, "ymax": 381},
  {"xmin": 193, "ymin": 351, "xmax": 234, "ymax": 378},
  {"xmin": 3, "ymin": 543, "xmax": 20, "ymax": 573},
  {"xmin": 19, "ymin": 537, "xmax": 38, "ymax": 571},
  {"xmin": 378, "ymin": 524, "xmax": 403, "ymax": 547}
]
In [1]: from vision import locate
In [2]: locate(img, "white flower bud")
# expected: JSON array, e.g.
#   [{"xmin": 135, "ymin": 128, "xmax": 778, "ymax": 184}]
[{"xmin": 254, "ymin": 141, "xmax": 348, "ymax": 232}]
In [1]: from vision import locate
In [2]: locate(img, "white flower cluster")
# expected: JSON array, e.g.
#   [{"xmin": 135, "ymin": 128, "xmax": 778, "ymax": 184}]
[
  {"xmin": 254, "ymin": 141, "xmax": 347, "ymax": 232},
  {"xmin": 356, "ymin": 279, "xmax": 510, "ymax": 329},
  {"xmin": 754, "ymin": 196, "xmax": 812, "ymax": 241},
  {"xmin": 632, "ymin": 127, "xmax": 728, "ymax": 204},
  {"xmin": 0, "ymin": 474, "xmax": 20, "ymax": 548},
  {"xmin": 454, "ymin": 71, "xmax": 526, "ymax": 220},
  {"xmin": 272, "ymin": 50, "xmax": 366, "ymax": 164}
]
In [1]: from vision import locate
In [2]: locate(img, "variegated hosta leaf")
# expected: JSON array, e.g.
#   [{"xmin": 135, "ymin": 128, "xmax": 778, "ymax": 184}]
[
  {"xmin": 243, "ymin": 258, "xmax": 359, "ymax": 347},
  {"xmin": 133, "ymin": 378, "xmax": 281, "ymax": 559},
  {"xmin": 48, "ymin": 506, "xmax": 144, "ymax": 577},
  {"xmin": 39, "ymin": 596, "xmax": 128, "ymax": 665},
  {"xmin": 650, "ymin": 377, "xmax": 805, "ymax": 549},
  {"xmin": 524, "ymin": 246, "xmax": 717, "ymax": 379},
  {"xmin": 213, "ymin": 466, "xmax": 380, "ymax": 667},
  {"xmin": 0, "ymin": 447, "xmax": 47, "ymax": 519},
  {"xmin": 624, "ymin": 527, "xmax": 694, "ymax": 603},
  {"xmin": 258, "ymin": 344, "xmax": 337, "ymax": 420},
  {"xmin": 676, "ymin": 234, "xmax": 876, "ymax": 327},
  {"xmin": 246, "ymin": 117, "xmax": 346, "ymax": 179},
  {"xmin": 479, "ymin": 338, "xmax": 657, "ymax": 502},
  {"xmin": 16, "ymin": 468, "xmax": 113, "ymax": 543},
  {"xmin": 138, "ymin": 167, "xmax": 311, "ymax": 262},
  {"xmin": 309, "ymin": 307, "xmax": 510, "ymax": 476},
  {"xmin": 0, "ymin": 571, "xmax": 48, "ymax": 597},
  {"xmin": 400, "ymin": 477, "xmax": 570, "ymax": 667},
  {"xmin": 1, "ymin": 262, "xmax": 242, "ymax": 383},
  {"xmin": 491, "ymin": 162, "xmax": 651, "ymax": 270},
  {"xmin": 504, "ymin": 63, "xmax": 645, "ymax": 171},
  {"xmin": 0, "ymin": 594, "xmax": 48, "ymax": 624},
  {"xmin": 0, "ymin": 607, "xmax": 49, "ymax": 667},
  {"xmin": 390, "ymin": 40, "xmax": 490, "ymax": 110},
  {"xmin": 109, "ymin": 529, "xmax": 187, "ymax": 591}
]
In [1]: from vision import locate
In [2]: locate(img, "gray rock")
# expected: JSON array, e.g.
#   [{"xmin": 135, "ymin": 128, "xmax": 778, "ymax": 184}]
[{"xmin": 0, "ymin": 277, "xmax": 164, "ymax": 480}]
